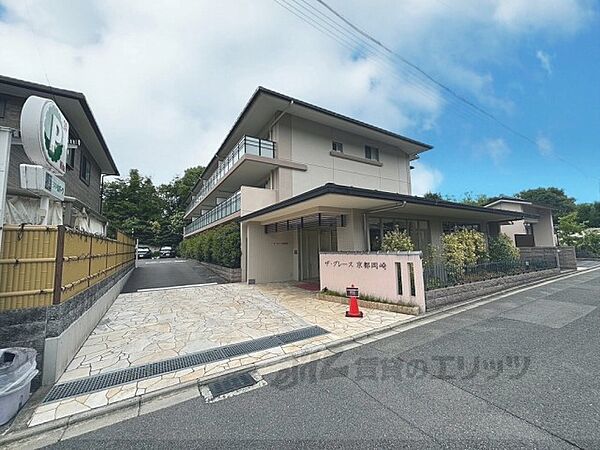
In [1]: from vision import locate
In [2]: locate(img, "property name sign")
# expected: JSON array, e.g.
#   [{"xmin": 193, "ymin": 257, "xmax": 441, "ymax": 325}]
[{"xmin": 20, "ymin": 96, "xmax": 69, "ymax": 175}]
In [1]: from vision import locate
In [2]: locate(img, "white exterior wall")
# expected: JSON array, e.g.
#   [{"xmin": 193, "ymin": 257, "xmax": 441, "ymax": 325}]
[
  {"xmin": 272, "ymin": 115, "xmax": 412, "ymax": 201},
  {"xmin": 242, "ymin": 222, "xmax": 298, "ymax": 283},
  {"xmin": 337, "ymin": 210, "xmax": 367, "ymax": 251}
]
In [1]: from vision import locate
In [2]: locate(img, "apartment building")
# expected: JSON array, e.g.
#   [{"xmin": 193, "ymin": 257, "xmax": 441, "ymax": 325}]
[
  {"xmin": 0, "ymin": 75, "xmax": 119, "ymax": 234},
  {"xmin": 184, "ymin": 87, "xmax": 541, "ymax": 283}
]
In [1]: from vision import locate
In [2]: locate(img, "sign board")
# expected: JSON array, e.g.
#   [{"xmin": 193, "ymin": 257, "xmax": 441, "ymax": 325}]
[
  {"xmin": 20, "ymin": 164, "xmax": 65, "ymax": 201},
  {"xmin": 346, "ymin": 286, "xmax": 359, "ymax": 298},
  {"xmin": 20, "ymin": 96, "xmax": 68, "ymax": 175}
]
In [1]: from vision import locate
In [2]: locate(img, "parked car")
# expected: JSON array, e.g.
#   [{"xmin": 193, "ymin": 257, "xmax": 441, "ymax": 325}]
[
  {"xmin": 137, "ymin": 245, "xmax": 152, "ymax": 259},
  {"xmin": 159, "ymin": 246, "xmax": 176, "ymax": 258}
]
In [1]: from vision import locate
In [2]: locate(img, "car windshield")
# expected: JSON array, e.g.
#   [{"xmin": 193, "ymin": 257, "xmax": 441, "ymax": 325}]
[{"xmin": 161, "ymin": 247, "xmax": 171, "ymax": 250}]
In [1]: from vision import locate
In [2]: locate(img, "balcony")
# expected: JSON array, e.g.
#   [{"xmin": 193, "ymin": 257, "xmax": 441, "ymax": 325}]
[
  {"xmin": 186, "ymin": 136, "xmax": 275, "ymax": 217},
  {"xmin": 184, "ymin": 191, "xmax": 241, "ymax": 237}
]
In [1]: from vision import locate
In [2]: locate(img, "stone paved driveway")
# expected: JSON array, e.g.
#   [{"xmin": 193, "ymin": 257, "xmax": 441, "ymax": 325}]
[{"xmin": 29, "ymin": 283, "xmax": 410, "ymax": 426}]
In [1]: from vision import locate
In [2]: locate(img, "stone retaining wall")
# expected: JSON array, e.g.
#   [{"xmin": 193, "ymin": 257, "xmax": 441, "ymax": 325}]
[
  {"xmin": 198, "ymin": 261, "xmax": 241, "ymax": 282},
  {"xmin": 0, "ymin": 265, "xmax": 133, "ymax": 389},
  {"xmin": 519, "ymin": 246, "xmax": 577, "ymax": 270},
  {"xmin": 425, "ymin": 268, "xmax": 559, "ymax": 310}
]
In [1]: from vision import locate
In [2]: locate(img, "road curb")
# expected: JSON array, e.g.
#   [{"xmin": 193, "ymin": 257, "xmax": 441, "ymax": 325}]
[{"xmin": 1, "ymin": 266, "xmax": 597, "ymax": 447}]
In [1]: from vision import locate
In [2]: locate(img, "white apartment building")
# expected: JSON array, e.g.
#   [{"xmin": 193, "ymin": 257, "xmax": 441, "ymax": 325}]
[{"xmin": 183, "ymin": 87, "xmax": 542, "ymax": 283}]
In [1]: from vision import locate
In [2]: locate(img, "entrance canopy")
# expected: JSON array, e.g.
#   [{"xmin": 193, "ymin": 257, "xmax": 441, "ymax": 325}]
[{"xmin": 241, "ymin": 183, "xmax": 538, "ymax": 226}]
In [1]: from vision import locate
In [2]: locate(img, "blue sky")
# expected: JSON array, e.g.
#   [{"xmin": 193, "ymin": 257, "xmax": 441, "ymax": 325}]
[
  {"xmin": 414, "ymin": 18, "xmax": 600, "ymax": 202},
  {"xmin": 0, "ymin": 0, "xmax": 598, "ymax": 202}
]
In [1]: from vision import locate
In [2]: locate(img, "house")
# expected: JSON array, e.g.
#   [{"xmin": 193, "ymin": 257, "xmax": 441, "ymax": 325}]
[
  {"xmin": 484, "ymin": 198, "xmax": 556, "ymax": 247},
  {"xmin": 183, "ymin": 87, "xmax": 541, "ymax": 283},
  {"xmin": 0, "ymin": 75, "xmax": 119, "ymax": 234}
]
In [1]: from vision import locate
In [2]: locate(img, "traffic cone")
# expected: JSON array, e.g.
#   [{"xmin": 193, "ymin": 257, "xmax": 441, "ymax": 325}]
[{"xmin": 345, "ymin": 295, "xmax": 363, "ymax": 318}]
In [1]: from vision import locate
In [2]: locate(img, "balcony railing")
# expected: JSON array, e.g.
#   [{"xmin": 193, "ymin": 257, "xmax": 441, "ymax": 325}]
[
  {"xmin": 184, "ymin": 191, "xmax": 241, "ymax": 236},
  {"xmin": 186, "ymin": 136, "xmax": 275, "ymax": 215}
]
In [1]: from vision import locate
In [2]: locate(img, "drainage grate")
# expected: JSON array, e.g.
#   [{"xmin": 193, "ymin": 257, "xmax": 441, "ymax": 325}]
[
  {"xmin": 207, "ymin": 372, "xmax": 256, "ymax": 398},
  {"xmin": 44, "ymin": 325, "xmax": 327, "ymax": 403}
]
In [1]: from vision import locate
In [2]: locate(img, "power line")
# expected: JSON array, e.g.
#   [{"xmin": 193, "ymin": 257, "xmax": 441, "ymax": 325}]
[{"xmin": 274, "ymin": 0, "xmax": 598, "ymax": 183}]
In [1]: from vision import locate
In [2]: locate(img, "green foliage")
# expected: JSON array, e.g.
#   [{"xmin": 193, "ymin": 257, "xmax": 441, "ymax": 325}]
[
  {"xmin": 557, "ymin": 212, "xmax": 585, "ymax": 247},
  {"xmin": 517, "ymin": 187, "xmax": 576, "ymax": 223},
  {"xmin": 441, "ymin": 229, "xmax": 488, "ymax": 269},
  {"xmin": 579, "ymin": 230, "xmax": 600, "ymax": 256},
  {"xmin": 103, "ymin": 166, "xmax": 204, "ymax": 248},
  {"xmin": 381, "ymin": 227, "xmax": 414, "ymax": 252},
  {"xmin": 488, "ymin": 233, "xmax": 520, "ymax": 262},
  {"xmin": 575, "ymin": 202, "xmax": 600, "ymax": 228},
  {"xmin": 179, "ymin": 223, "xmax": 241, "ymax": 268}
]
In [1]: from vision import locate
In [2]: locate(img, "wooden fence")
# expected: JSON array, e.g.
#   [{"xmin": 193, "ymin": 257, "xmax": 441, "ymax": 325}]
[{"xmin": 0, "ymin": 225, "xmax": 135, "ymax": 311}]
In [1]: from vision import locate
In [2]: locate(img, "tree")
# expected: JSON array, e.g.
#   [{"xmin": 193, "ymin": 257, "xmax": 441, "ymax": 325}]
[
  {"xmin": 102, "ymin": 169, "xmax": 164, "ymax": 245},
  {"xmin": 157, "ymin": 166, "xmax": 204, "ymax": 248},
  {"xmin": 423, "ymin": 192, "xmax": 444, "ymax": 201},
  {"xmin": 442, "ymin": 229, "xmax": 489, "ymax": 268},
  {"xmin": 557, "ymin": 212, "xmax": 585, "ymax": 247},
  {"xmin": 488, "ymin": 234, "xmax": 519, "ymax": 262},
  {"xmin": 517, "ymin": 187, "xmax": 576, "ymax": 223},
  {"xmin": 381, "ymin": 228, "xmax": 414, "ymax": 251},
  {"xmin": 575, "ymin": 202, "xmax": 600, "ymax": 228}
]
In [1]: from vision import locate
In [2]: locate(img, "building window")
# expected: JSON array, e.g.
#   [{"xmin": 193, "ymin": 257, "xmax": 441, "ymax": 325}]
[
  {"xmin": 66, "ymin": 147, "xmax": 75, "ymax": 170},
  {"xmin": 0, "ymin": 96, "xmax": 6, "ymax": 118},
  {"xmin": 368, "ymin": 217, "xmax": 430, "ymax": 251},
  {"xmin": 442, "ymin": 222, "xmax": 481, "ymax": 234},
  {"xmin": 332, "ymin": 141, "xmax": 343, "ymax": 153},
  {"xmin": 80, "ymin": 153, "xmax": 91, "ymax": 185},
  {"xmin": 365, "ymin": 145, "xmax": 379, "ymax": 161}
]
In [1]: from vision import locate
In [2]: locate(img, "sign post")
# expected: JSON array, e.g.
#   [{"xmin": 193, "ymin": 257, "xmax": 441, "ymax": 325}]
[
  {"xmin": 19, "ymin": 96, "xmax": 69, "ymax": 225},
  {"xmin": 0, "ymin": 126, "xmax": 13, "ymax": 254}
]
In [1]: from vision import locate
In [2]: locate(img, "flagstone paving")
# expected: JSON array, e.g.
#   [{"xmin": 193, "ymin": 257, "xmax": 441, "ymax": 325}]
[{"xmin": 28, "ymin": 282, "xmax": 412, "ymax": 427}]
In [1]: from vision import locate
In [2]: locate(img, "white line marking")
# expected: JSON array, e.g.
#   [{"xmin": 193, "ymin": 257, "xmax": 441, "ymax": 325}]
[{"xmin": 137, "ymin": 282, "xmax": 218, "ymax": 292}]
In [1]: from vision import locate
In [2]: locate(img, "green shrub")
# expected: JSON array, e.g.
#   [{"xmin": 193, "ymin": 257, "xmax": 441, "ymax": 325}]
[
  {"xmin": 178, "ymin": 223, "xmax": 241, "ymax": 268},
  {"xmin": 579, "ymin": 230, "xmax": 600, "ymax": 256},
  {"xmin": 442, "ymin": 229, "xmax": 488, "ymax": 269},
  {"xmin": 381, "ymin": 227, "xmax": 414, "ymax": 252},
  {"xmin": 488, "ymin": 233, "xmax": 519, "ymax": 262}
]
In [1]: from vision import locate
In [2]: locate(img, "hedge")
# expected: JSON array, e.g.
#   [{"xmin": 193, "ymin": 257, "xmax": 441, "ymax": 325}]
[{"xmin": 179, "ymin": 223, "xmax": 241, "ymax": 268}]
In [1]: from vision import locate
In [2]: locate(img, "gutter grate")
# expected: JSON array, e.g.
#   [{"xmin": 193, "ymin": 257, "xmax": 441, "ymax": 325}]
[
  {"xmin": 207, "ymin": 372, "xmax": 257, "ymax": 398},
  {"xmin": 44, "ymin": 325, "xmax": 327, "ymax": 403}
]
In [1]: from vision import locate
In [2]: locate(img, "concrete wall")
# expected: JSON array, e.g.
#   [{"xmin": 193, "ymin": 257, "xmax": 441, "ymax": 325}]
[
  {"xmin": 519, "ymin": 246, "xmax": 577, "ymax": 270},
  {"xmin": 0, "ymin": 265, "xmax": 133, "ymax": 389},
  {"xmin": 240, "ymin": 186, "xmax": 277, "ymax": 217},
  {"xmin": 242, "ymin": 222, "xmax": 297, "ymax": 283},
  {"xmin": 337, "ymin": 210, "xmax": 367, "ymax": 251},
  {"xmin": 272, "ymin": 114, "xmax": 412, "ymax": 201},
  {"xmin": 320, "ymin": 251, "xmax": 426, "ymax": 312},
  {"xmin": 43, "ymin": 268, "xmax": 133, "ymax": 384}
]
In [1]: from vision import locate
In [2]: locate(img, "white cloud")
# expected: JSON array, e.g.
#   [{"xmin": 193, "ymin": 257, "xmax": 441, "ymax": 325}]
[
  {"xmin": 536, "ymin": 50, "xmax": 552, "ymax": 75},
  {"xmin": 411, "ymin": 161, "xmax": 443, "ymax": 196},
  {"xmin": 536, "ymin": 135, "xmax": 554, "ymax": 156},
  {"xmin": 0, "ymin": 0, "xmax": 594, "ymax": 183},
  {"xmin": 477, "ymin": 138, "xmax": 511, "ymax": 165}
]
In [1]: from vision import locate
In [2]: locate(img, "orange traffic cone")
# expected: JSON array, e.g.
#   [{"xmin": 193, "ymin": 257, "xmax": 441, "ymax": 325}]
[{"xmin": 345, "ymin": 295, "xmax": 363, "ymax": 318}]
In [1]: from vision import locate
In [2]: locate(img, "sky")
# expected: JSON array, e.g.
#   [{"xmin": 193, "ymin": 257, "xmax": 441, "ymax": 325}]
[{"xmin": 0, "ymin": 0, "xmax": 598, "ymax": 202}]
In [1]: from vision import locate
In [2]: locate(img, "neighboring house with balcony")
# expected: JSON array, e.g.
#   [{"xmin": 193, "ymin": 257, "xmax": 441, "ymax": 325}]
[
  {"xmin": 183, "ymin": 87, "xmax": 551, "ymax": 283},
  {"xmin": 0, "ymin": 75, "xmax": 119, "ymax": 234}
]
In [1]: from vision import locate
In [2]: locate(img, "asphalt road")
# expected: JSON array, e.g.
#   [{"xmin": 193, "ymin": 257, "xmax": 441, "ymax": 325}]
[
  {"xmin": 51, "ymin": 267, "xmax": 600, "ymax": 449},
  {"xmin": 121, "ymin": 259, "xmax": 226, "ymax": 293}
]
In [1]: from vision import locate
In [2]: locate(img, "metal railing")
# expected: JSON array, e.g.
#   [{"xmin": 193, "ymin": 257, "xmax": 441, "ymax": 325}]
[
  {"xmin": 184, "ymin": 191, "xmax": 241, "ymax": 236},
  {"xmin": 423, "ymin": 258, "xmax": 557, "ymax": 291},
  {"xmin": 186, "ymin": 136, "xmax": 275, "ymax": 215}
]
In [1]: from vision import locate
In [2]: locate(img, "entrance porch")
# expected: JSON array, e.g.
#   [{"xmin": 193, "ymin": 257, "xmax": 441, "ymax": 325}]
[{"xmin": 240, "ymin": 184, "xmax": 533, "ymax": 284}]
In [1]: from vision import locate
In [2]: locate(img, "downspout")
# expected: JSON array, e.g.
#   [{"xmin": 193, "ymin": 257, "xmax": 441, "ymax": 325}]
[
  {"xmin": 267, "ymin": 100, "xmax": 294, "ymax": 141},
  {"xmin": 100, "ymin": 174, "xmax": 105, "ymax": 215}
]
